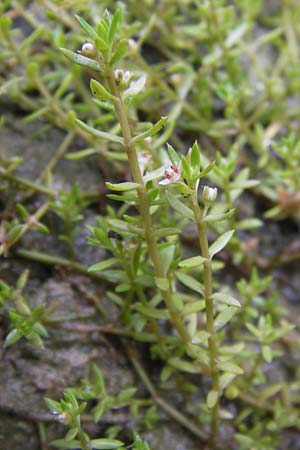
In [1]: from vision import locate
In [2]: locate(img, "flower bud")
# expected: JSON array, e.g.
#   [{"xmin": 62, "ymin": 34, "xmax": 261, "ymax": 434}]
[
  {"xmin": 57, "ymin": 413, "xmax": 68, "ymax": 423},
  {"xmin": 114, "ymin": 69, "xmax": 133, "ymax": 89},
  {"xmin": 203, "ymin": 186, "xmax": 217, "ymax": 203},
  {"xmin": 81, "ymin": 42, "xmax": 95, "ymax": 56}
]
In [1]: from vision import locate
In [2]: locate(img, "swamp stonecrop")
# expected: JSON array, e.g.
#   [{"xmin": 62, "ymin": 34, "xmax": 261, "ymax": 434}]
[{"xmin": 60, "ymin": 8, "xmax": 241, "ymax": 447}]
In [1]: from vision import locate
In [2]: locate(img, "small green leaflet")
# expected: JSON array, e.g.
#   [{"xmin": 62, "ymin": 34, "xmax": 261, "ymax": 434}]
[{"xmin": 209, "ymin": 230, "xmax": 234, "ymax": 258}]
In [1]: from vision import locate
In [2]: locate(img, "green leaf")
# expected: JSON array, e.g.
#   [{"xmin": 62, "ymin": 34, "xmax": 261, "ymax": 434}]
[
  {"xmin": 16, "ymin": 203, "xmax": 29, "ymax": 219},
  {"xmin": 65, "ymin": 428, "xmax": 78, "ymax": 442},
  {"xmin": 178, "ymin": 256, "xmax": 206, "ymax": 268},
  {"xmin": 44, "ymin": 398, "xmax": 61, "ymax": 414},
  {"xmin": 91, "ymin": 363, "xmax": 106, "ymax": 394},
  {"xmin": 60, "ymin": 48, "xmax": 101, "ymax": 71},
  {"xmin": 182, "ymin": 300, "xmax": 205, "ymax": 315},
  {"xmin": 165, "ymin": 192, "xmax": 194, "ymax": 220},
  {"xmin": 190, "ymin": 141, "xmax": 201, "ymax": 172},
  {"xmin": 169, "ymin": 357, "xmax": 200, "ymax": 374},
  {"xmin": 211, "ymin": 292, "xmax": 241, "ymax": 307},
  {"xmin": 196, "ymin": 161, "xmax": 215, "ymax": 179},
  {"xmin": 214, "ymin": 307, "xmax": 237, "ymax": 330},
  {"xmin": 209, "ymin": 230, "xmax": 234, "ymax": 258},
  {"xmin": 65, "ymin": 148, "xmax": 98, "ymax": 160},
  {"xmin": 262, "ymin": 345, "xmax": 273, "ymax": 363},
  {"xmin": 108, "ymin": 8, "xmax": 122, "ymax": 43},
  {"xmin": 7, "ymin": 224, "xmax": 24, "ymax": 245},
  {"xmin": 217, "ymin": 361, "xmax": 243, "ymax": 375},
  {"xmin": 167, "ymin": 143, "xmax": 181, "ymax": 166},
  {"xmin": 117, "ymin": 387, "xmax": 137, "ymax": 402},
  {"xmin": 207, "ymin": 390, "xmax": 218, "ymax": 409},
  {"xmin": 3, "ymin": 329, "xmax": 22, "ymax": 347},
  {"xmin": 90, "ymin": 79, "xmax": 116, "ymax": 102},
  {"xmin": 236, "ymin": 218, "xmax": 262, "ymax": 230},
  {"xmin": 88, "ymin": 258, "xmax": 118, "ymax": 272},
  {"xmin": 50, "ymin": 439, "xmax": 81, "ymax": 449},
  {"xmin": 95, "ymin": 36, "xmax": 109, "ymax": 53},
  {"xmin": 110, "ymin": 39, "xmax": 128, "ymax": 66},
  {"xmin": 245, "ymin": 322, "xmax": 261, "ymax": 339},
  {"xmin": 154, "ymin": 277, "xmax": 169, "ymax": 291},
  {"xmin": 135, "ymin": 304, "xmax": 169, "ymax": 320},
  {"xmin": 75, "ymin": 15, "xmax": 97, "ymax": 40},
  {"xmin": 123, "ymin": 74, "xmax": 147, "ymax": 99},
  {"xmin": 91, "ymin": 438, "xmax": 124, "ymax": 449},
  {"xmin": 75, "ymin": 119, "xmax": 123, "ymax": 144},
  {"xmin": 219, "ymin": 372, "xmax": 236, "ymax": 390},
  {"xmin": 131, "ymin": 117, "xmax": 168, "ymax": 144},
  {"xmin": 93, "ymin": 401, "xmax": 106, "ymax": 423},
  {"xmin": 106, "ymin": 181, "xmax": 140, "ymax": 191},
  {"xmin": 175, "ymin": 272, "xmax": 204, "ymax": 295},
  {"xmin": 203, "ymin": 209, "xmax": 235, "ymax": 223}
]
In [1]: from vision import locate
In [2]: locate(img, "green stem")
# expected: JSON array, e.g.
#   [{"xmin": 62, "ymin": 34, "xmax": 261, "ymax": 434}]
[
  {"xmin": 123, "ymin": 340, "xmax": 206, "ymax": 441},
  {"xmin": 190, "ymin": 188, "xmax": 220, "ymax": 447},
  {"xmin": 103, "ymin": 65, "xmax": 190, "ymax": 345}
]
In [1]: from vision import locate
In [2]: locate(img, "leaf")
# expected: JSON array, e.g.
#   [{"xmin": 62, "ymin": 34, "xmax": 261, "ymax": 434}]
[
  {"xmin": 50, "ymin": 439, "xmax": 81, "ymax": 449},
  {"xmin": 219, "ymin": 372, "xmax": 236, "ymax": 390},
  {"xmin": 207, "ymin": 390, "xmax": 218, "ymax": 409},
  {"xmin": 158, "ymin": 244, "xmax": 176, "ymax": 276},
  {"xmin": 3, "ymin": 329, "xmax": 22, "ymax": 347},
  {"xmin": 209, "ymin": 230, "xmax": 234, "ymax": 258},
  {"xmin": 108, "ymin": 8, "xmax": 122, "ymax": 42},
  {"xmin": 214, "ymin": 307, "xmax": 237, "ymax": 330},
  {"xmin": 7, "ymin": 224, "xmax": 24, "ymax": 245},
  {"xmin": 212, "ymin": 292, "xmax": 241, "ymax": 307},
  {"xmin": 93, "ymin": 401, "xmax": 106, "ymax": 423},
  {"xmin": 106, "ymin": 181, "xmax": 140, "ymax": 191},
  {"xmin": 236, "ymin": 218, "xmax": 262, "ymax": 230},
  {"xmin": 169, "ymin": 357, "xmax": 200, "ymax": 373},
  {"xmin": 60, "ymin": 48, "xmax": 101, "ymax": 71},
  {"xmin": 165, "ymin": 192, "xmax": 194, "ymax": 220},
  {"xmin": 110, "ymin": 39, "xmax": 128, "ymax": 66},
  {"xmin": 44, "ymin": 398, "xmax": 61, "ymax": 414},
  {"xmin": 190, "ymin": 141, "xmax": 201, "ymax": 172},
  {"xmin": 123, "ymin": 74, "xmax": 147, "ymax": 99},
  {"xmin": 203, "ymin": 209, "xmax": 235, "ymax": 223},
  {"xmin": 75, "ymin": 15, "xmax": 97, "ymax": 40},
  {"xmin": 95, "ymin": 36, "xmax": 109, "ymax": 53},
  {"xmin": 90, "ymin": 79, "xmax": 116, "ymax": 102},
  {"xmin": 91, "ymin": 363, "xmax": 106, "ymax": 394},
  {"xmin": 75, "ymin": 119, "xmax": 123, "ymax": 144},
  {"xmin": 154, "ymin": 277, "xmax": 169, "ymax": 291},
  {"xmin": 91, "ymin": 439, "xmax": 124, "ymax": 449},
  {"xmin": 167, "ymin": 143, "xmax": 181, "ymax": 166},
  {"xmin": 262, "ymin": 345, "xmax": 273, "ymax": 363},
  {"xmin": 182, "ymin": 300, "xmax": 205, "ymax": 315},
  {"xmin": 245, "ymin": 322, "xmax": 261, "ymax": 339},
  {"xmin": 178, "ymin": 256, "xmax": 206, "ymax": 268},
  {"xmin": 117, "ymin": 387, "xmax": 137, "ymax": 402},
  {"xmin": 65, "ymin": 148, "xmax": 98, "ymax": 160},
  {"xmin": 217, "ymin": 361, "xmax": 243, "ymax": 375},
  {"xmin": 175, "ymin": 272, "xmax": 204, "ymax": 295},
  {"xmin": 131, "ymin": 117, "xmax": 168, "ymax": 144},
  {"xmin": 88, "ymin": 258, "xmax": 118, "ymax": 272},
  {"xmin": 65, "ymin": 428, "xmax": 78, "ymax": 442},
  {"xmin": 135, "ymin": 304, "xmax": 169, "ymax": 320}
]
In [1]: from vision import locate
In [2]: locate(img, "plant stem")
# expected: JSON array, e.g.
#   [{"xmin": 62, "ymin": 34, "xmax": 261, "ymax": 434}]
[
  {"xmin": 103, "ymin": 66, "xmax": 190, "ymax": 345},
  {"xmin": 190, "ymin": 188, "xmax": 220, "ymax": 447},
  {"xmin": 123, "ymin": 340, "xmax": 206, "ymax": 441}
]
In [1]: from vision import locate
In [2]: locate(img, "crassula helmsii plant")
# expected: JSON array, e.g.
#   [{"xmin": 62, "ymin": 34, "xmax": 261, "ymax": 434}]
[
  {"xmin": 54, "ymin": 8, "xmax": 248, "ymax": 448},
  {"xmin": 1, "ymin": 3, "xmax": 298, "ymax": 450}
]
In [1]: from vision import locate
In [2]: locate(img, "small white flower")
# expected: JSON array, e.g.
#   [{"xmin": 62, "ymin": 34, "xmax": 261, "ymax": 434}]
[
  {"xmin": 81, "ymin": 42, "xmax": 95, "ymax": 55},
  {"xmin": 159, "ymin": 163, "xmax": 181, "ymax": 185},
  {"xmin": 203, "ymin": 185, "xmax": 217, "ymax": 202}
]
